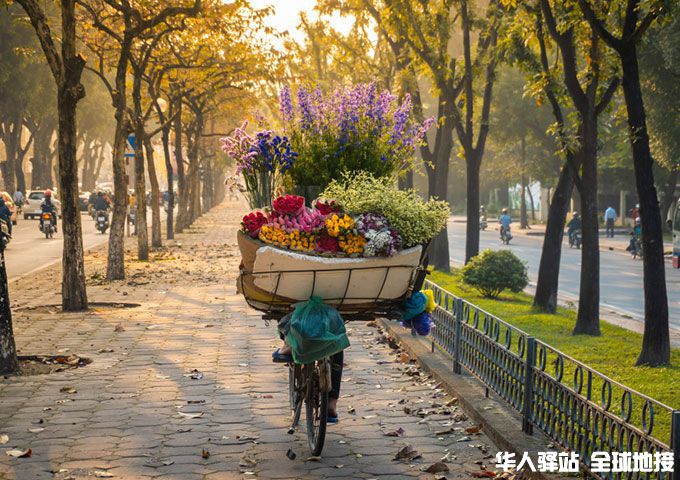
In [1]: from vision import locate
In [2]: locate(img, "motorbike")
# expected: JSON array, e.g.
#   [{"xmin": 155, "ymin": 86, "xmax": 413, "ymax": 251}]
[
  {"xmin": 479, "ymin": 215, "xmax": 488, "ymax": 231},
  {"xmin": 0, "ymin": 219, "xmax": 11, "ymax": 247},
  {"xmin": 96, "ymin": 210, "xmax": 109, "ymax": 234},
  {"xmin": 627, "ymin": 235, "xmax": 643, "ymax": 259},
  {"xmin": 500, "ymin": 226, "xmax": 512, "ymax": 245},
  {"xmin": 128, "ymin": 209, "xmax": 137, "ymax": 236},
  {"xmin": 40, "ymin": 212, "xmax": 55, "ymax": 239},
  {"xmin": 568, "ymin": 229, "xmax": 582, "ymax": 249}
]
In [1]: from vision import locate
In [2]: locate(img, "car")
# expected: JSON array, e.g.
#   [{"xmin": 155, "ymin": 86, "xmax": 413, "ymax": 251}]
[
  {"xmin": 23, "ymin": 190, "xmax": 61, "ymax": 220},
  {"xmin": 79, "ymin": 192, "xmax": 91, "ymax": 212},
  {"xmin": 0, "ymin": 192, "xmax": 18, "ymax": 225}
]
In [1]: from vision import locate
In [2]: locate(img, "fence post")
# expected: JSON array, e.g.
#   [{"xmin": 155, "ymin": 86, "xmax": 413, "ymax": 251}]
[
  {"xmin": 453, "ymin": 298, "xmax": 462, "ymax": 374},
  {"xmin": 522, "ymin": 336, "xmax": 536, "ymax": 435},
  {"xmin": 672, "ymin": 410, "xmax": 680, "ymax": 480}
]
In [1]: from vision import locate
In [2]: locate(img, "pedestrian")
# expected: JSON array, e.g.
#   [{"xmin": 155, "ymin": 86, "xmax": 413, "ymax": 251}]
[
  {"xmin": 604, "ymin": 206, "xmax": 617, "ymax": 238},
  {"xmin": 12, "ymin": 190, "xmax": 24, "ymax": 207}
]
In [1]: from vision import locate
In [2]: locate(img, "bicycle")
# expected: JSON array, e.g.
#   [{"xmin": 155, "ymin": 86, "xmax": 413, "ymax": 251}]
[
  {"xmin": 286, "ymin": 358, "xmax": 330, "ymax": 456},
  {"xmin": 238, "ymin": 239, "xmax": 431, "ymax": 457}
]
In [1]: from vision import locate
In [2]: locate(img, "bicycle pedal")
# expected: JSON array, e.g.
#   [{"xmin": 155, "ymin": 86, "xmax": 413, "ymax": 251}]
[{"xmin": 287, "ymin": 427, "xmax": 296, "ymax": 435}]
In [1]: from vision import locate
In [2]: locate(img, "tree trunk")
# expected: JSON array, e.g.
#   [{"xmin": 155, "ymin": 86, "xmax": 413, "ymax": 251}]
[
  {"xmin": 106, "ymin": 36, "xmax": 133, "ymax": 281},
  {"xmin": 619, "ymin": 47, "xmax": 670, "ymax": 365},
  {"xmin": 143, "ymin": 135, "xmax": 162, "ymax": 248},
  {"xmin": 1, "ymin": 116, "xmax": 21, "ymax": 194},
  {"xmin": 132, "ymin": 78, "xmax": 148, "ymax": 261},
  {"xmin": 174, "ymin": 99, "xmax": 188, "ymax": 233},
  {"xmin": 30, "ymin": 119, "xmax": 55, "ymax": 189},
  {"xmin": 465, "ymin": 155, "xmax": 481, "ymax": 263},
  {"xmin": 161, "ymin": 122, "xmax": 174, "ymax": 240},
  {"xmin": 57, "ymin": 0, "xmax": 88, "ymax": 311},
  {"xmin": 519, "ymin": 136, "xmax": 528, "ymax": 229},
  {"xmin": 533, "ymin": 162, "xmax": 574, "ymax": 312},
  {"xmin": 0, "ymin": 248, "xmax": 18, "ymax": 375},
  {"xmin": 527, "ymin": 183, "xmax": 536, "ymax": 221},
  {"xmin": 573, "ymin": 114, "xmax": 600, "ymax": 336}
]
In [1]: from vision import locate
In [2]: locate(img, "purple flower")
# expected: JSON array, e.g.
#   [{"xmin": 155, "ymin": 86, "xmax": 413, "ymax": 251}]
[{"xmin": 279, "ymin": 86, "xmax": 294, "ymax": 123}]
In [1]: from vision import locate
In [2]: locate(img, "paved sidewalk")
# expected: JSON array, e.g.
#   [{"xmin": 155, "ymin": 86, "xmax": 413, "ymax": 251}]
[{"xmin": 0, "ymin": 202, "xmax": 500, "ymax": 480}]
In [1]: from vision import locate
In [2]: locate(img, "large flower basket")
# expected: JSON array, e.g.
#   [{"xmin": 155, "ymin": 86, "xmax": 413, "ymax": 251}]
[{"xmin": 237, "ymin": 231, "xmax": 429, "ymax": 319}]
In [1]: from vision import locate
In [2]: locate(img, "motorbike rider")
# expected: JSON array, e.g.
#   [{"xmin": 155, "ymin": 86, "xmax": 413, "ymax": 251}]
[
  {"xmin": 0, "ymin": 197, "xmax": 13, "ymax": 235},
  {"xmin": 499, "ymin": 208, "xmax": 512, "ymax": 238},
  {"xmin": 12, "ymin": 190, "xmax": 24, "ymax": 207},
  {"xmin": 566, "ymin": 211, "xmax": 582, "ymax": 244},
  {"xmin": 93, "ymin": 191, "xmax": 111, "ymax": 213},
  {"xmin": 627, "ymin": 218, "xmax": 642, "ymax": 256},
  {"xmin": 41, "ymin": 189, "xmax": 57, "ymax": 233}
]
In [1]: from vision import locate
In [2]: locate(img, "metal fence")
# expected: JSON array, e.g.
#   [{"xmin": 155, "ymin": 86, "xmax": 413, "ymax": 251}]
[{"xmin": 425, "ymin": 280, "xmax": 679, "ymax": 480}]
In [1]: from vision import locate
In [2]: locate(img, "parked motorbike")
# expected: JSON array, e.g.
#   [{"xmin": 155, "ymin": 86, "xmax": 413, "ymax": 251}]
[
  {"xmin": 96, "ymin": 210, "xmax": 109, "ymax": 234},
  {"xmin": 568, "ymin": 229, "xmax": 582, "ymax": 249},
  {"xmin": 40, "ymin": 212, "xmax": 55, "ymax": 239},
  {"xmin": 500, "ymin": 226, "xmax": 512, "ymax": 245},
  {"xmin": 479, "ymin": 215, "xmax": 488, "ymax": 231},
  {"xmin": 0, "ymin": 219, "xmax": 11, "ymax": 247}
]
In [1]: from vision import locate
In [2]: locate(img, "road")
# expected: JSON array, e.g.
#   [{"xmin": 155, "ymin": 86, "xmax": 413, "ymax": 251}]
[
  {"xmin": 4, "ymin": 212, "xmax": 109, "ymax": 281},
  {"xmin": 448, "ymin": 220, "xmax": 680, "ymax": 331}
]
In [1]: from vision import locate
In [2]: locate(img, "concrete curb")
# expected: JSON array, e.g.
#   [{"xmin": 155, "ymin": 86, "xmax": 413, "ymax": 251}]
[{"xmin": 379, "ymin": 318, "xmax": 572, "ymax": 480}]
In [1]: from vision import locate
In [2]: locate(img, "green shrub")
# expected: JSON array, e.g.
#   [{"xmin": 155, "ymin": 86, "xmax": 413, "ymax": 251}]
[
  {"xmin": 321, "ymin": 172, "xmax": 450, "ymax": 247},
  {"xmin": 461, "ymin": 249, "xmax": 528, "ymax": 298}
]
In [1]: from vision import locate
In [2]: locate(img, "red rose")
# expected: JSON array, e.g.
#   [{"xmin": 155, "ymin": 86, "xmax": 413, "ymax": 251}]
[
  {"xmin": 315, "ymin": 199, "xmax": 341, "ymax": 216},
  {"xmin": 273, "ymin": 195, "xmax": 305, "ymax": 216},
  {"xmin": 242, "ymin": 211, "xmax": 267, "ymax": 238},
  {"xmin": 316, "ymin": 234, "xmax": 339, "ymax": 253}
]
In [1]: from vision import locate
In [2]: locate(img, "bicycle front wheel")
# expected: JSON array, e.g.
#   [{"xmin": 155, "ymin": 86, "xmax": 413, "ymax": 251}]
[{"xmin": 305, "ymin": 359, "xmax": 329, "ymax": 456}]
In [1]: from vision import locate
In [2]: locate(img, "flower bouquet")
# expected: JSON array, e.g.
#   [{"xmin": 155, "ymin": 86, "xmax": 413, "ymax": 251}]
[
  {"xmin": 237, "ymin": 174, "xmax": 450, "ymax": 313},
  {"xmin": 221, "ymin": 122, "xmax": 298, "ymax": 209}
]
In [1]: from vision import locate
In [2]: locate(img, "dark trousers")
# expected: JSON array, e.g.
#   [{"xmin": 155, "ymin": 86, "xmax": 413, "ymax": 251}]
[
  {"xmin": 606, "ymin": 219, "xmax": 615, "ymax": 237},
  {"xmin": 330, "ymin": 351, "xmax": 343, "ymax": 400}
]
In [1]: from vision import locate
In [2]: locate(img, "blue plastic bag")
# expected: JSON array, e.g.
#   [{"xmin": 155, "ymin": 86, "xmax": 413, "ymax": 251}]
[{"xmin": 286, "ymin": 296, "xmax": 350, "ymax": 364}]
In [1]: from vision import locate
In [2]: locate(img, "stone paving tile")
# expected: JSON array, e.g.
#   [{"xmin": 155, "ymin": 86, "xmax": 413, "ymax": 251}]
[{"xmin": 0, "ymin": 201, "xmax": 500, "ymax": 479}]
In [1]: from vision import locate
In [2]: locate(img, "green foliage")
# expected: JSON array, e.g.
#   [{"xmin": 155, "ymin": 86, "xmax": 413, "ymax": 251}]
[
  {"xmin": 461, "ymin": 249, "xmax": 528, "ymax": 298},
  {"xmin": 321, "ymin": 172, "xmax": 450, "ymax": 247}
]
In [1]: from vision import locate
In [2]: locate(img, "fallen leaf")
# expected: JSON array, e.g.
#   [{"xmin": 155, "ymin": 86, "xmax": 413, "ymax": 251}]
[
  {"xmin": 394, "ymin": 445, "xmax": 421, "ymax": 461},
  {"xmin": 178, "ymin": 412, "xmax": 203, "ymax": 419},
  {"xmin": 286, "ymin": 449, "xmax": 296, "ymax": 460},
  {"xmin": 334, "ymin": 464, "xmax": 344, "ymax": 469},
  {"xmin": 383, "ymin": 427, "xmax": 405, "ymax": 437},
  {"xmin": 94, "ymin": 471, "xmax": 114, "ymax": 478},
  {"xmin": 60, "ymin": 387, "xmax": 77, "ymax": 394},
  {"xmin": 5, "ymin": 448, "xmax": 32, "ymax": 458},
  {"xmin": 187, "ymin": 400, "xmax": 205, "ymax": 405},
  {"xmin": 424, "ymin": 462, "xmax": 450, "ymax": 474},
  {"xmin": 465, "ymin": 425, "xmax": 482, "ymax": 434},
  {"xmin": 28, "ymin": 428, "xmax": 44, "ymax": 433},
  {"xmin": 306, "ymin": 455, "xmax": 322, "ymax": 462},
  {"xmin": 235, "ymin": 433, "xmax": 259, "ymax": 443},
  {"xmin": 201, "ymin": 449, "xmax": 210, "ymax": 459},
  {"xmin": 435, "ymin": 428, "xmax": 455, "ymax": 436},
  {"xmin": 456, "ymin": 436, "xmax": 471, "ymax": 442},
  {"xmin": 0, "ymin": 435, "xmax": 8, "ymax": 445},
  {"xmin": 347, "ymin": 406, "xmax": 356, "ymax": 414},
  {"xmin": 240, "ymin": 455, "xmax": 257, "ymax": 468},
  {"xmin": 114, "ymin": 324, "xmax": 125, "ymax": 332}
]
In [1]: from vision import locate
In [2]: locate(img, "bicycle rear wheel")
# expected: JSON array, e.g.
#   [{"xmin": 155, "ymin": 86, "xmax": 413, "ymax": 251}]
[
  {"xmin": 305, "ymin": 359, "xmax": 329, "ymax": 457},
  {"xmin": 288, "ymin": 364, "xmax": 302, "ymax": 429}
]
